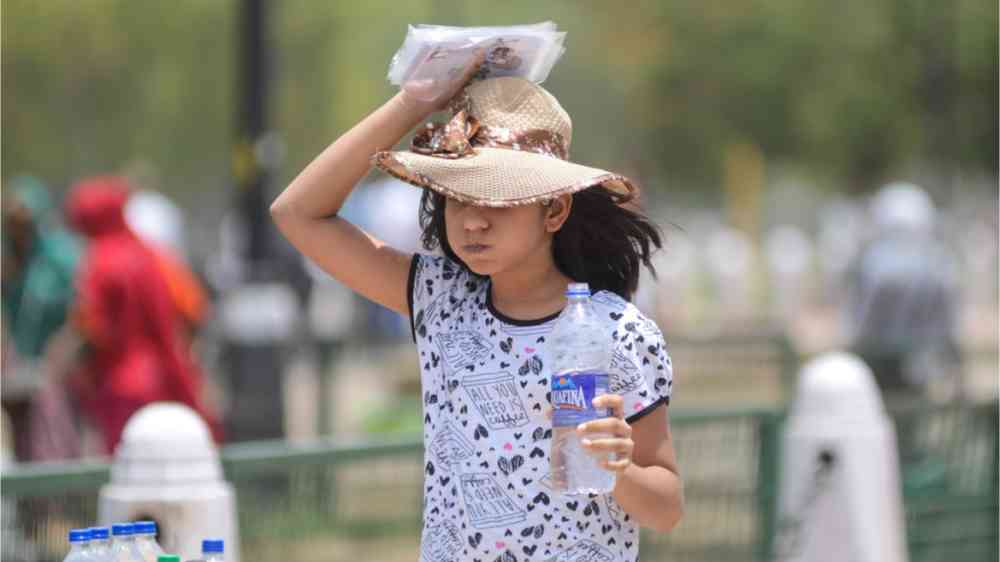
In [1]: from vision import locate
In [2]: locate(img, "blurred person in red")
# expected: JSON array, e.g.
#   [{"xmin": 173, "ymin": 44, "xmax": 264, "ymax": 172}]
[
  {"xmin": 64, "ymin": 175, "xmax": 221, "ymax": 453},
  {"xmin": 125, "ymin": 187, "xmax": 213, "ymax": 345}
]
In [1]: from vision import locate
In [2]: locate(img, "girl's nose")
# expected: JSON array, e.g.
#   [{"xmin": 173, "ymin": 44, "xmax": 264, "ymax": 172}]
[{"xmin": 462, "ymin": 209, "xmax": 490, "ymax": 232}]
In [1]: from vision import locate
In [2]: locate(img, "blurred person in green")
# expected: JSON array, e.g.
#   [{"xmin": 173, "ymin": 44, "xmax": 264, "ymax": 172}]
[{"xmin": 1, "ymin": 175, "xmax": 81, "ymax": 460}]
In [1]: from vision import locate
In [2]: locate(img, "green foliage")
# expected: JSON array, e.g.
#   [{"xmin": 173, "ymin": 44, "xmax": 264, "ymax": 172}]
[
  {"xmin": 2, "ymin": 0, "xmax": 996, "ymax": 202},
  {"xmin": 3, "ymin": 0, "xmax": 236, "ymax": 197}
]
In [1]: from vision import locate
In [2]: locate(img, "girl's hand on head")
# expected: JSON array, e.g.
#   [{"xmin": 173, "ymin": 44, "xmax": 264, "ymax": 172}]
[
  {"xmin": 400, "ymin": 49, "xmax": 487, "ymax": 118},
  {"xmin": 577, "ymin": 394, "xmax": 634, "ymax": 474}
]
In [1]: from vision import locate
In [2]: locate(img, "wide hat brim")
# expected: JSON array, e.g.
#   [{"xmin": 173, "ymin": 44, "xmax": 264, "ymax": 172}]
[{"xmin": 372, "ymin": 147, "xmax": 636, "ymax": 208}]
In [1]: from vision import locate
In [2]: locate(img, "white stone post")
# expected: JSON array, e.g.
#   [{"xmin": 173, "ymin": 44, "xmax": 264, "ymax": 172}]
[{"xmin": 774, "ymin": 352, "xmax": 908, "ymax": 562}]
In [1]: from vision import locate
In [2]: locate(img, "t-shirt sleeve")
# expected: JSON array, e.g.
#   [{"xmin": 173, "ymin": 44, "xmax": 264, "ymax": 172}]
[
  {"xmin": 609, "ymin": 315, "xmax": 674, "ymax": 424},
  {"xmin": 407, "ymin": 254, "xmax": 467, "ymax": 343},
  {"xmin": 406, "ymin": 254, "xmax": 420, "ymax": 340}
]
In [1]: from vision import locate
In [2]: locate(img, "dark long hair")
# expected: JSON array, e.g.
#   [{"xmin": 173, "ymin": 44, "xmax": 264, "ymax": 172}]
[{"xmin": 418, "ymin": 186, "xmax": 663, "ymax": 301}]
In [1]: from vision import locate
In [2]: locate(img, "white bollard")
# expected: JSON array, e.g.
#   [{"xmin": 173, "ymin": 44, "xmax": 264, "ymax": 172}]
[
  {"xmin": 774, "ymin": 352, "xmax": 908, "ymax": 562},
  {"xmin": 99, "ymin": 402, "xmax": 240, "ymax": 562}
]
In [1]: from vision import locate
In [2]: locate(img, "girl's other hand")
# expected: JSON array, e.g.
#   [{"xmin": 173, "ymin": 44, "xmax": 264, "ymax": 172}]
[
  {"xmin": 547, "ymin": 395, "xmax": 635, "ymax": 473},
  {"xmin": 577, "ymin": 394, "xmax": 634, "ymax": 474},
  {"xmin": 400, "ymin": 49, "xmax": 486, "ymax": 118}
]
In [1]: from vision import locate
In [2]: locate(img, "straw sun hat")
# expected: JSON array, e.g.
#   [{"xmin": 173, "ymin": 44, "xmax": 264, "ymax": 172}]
[{"xmin": 372, "ymin": 76, "xmax": 637, "ymax": 207}]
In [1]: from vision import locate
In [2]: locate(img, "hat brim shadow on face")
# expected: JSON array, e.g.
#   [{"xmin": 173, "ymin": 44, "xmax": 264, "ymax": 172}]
[{"xmin": 372, "ymin": 147, "xmax": 636, "ymax": 208}]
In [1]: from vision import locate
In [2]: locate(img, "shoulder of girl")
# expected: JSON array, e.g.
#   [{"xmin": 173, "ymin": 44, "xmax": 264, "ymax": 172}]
[
  {"xmin": 416, "ymin": 253, "xmax": 445, "ymax": 269},
  {"xmin": 592, "ymin": 292, "xmax": 664, "ymax": 337},
  {"xmin": 417, "ymin": 253, "xmax": 483, "ymax": 293},
  {"xmin": 589, "ymin": 290, "xmax": 629, "ymax": 312},
  {"xmin": 416, "ymin": 253, "xmax": 459, "ymax": 278}
]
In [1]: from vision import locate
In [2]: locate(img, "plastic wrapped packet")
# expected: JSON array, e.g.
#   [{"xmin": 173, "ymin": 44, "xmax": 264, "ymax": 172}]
[
  {"xmin": 387, "ymin": 22, "xmax": 566, "ymax": 97},
  {"xmin": 387, "ymin": 22, "xmax": 561, "ymax": 84}
]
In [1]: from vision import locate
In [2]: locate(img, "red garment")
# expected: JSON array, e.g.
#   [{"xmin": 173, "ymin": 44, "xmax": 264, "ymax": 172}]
[{"xmin": 65, "ymin": 176, "xmax": 221, "ymax": 453}]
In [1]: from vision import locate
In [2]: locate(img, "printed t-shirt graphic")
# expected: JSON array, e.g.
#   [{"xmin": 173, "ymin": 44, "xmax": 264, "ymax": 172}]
[{"xmin": 408, "ymin": 254, "xmax": 673, "ymax": 562}]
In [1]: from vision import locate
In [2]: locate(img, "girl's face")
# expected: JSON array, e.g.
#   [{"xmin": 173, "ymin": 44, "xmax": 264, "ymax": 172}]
[{"xmin": 445, "ymin": 196, "xmax": 570, "ymax": 277}]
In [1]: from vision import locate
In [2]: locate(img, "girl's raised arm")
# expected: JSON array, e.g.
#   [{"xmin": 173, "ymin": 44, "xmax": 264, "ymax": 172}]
[{"xmin": 270, "ymin": 57, "xmax": 481, "ymax": 316}]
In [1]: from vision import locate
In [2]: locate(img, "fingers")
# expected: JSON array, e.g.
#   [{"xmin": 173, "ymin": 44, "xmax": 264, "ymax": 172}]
[
  {"xmin": 548, "ymin": 394, "xmax": 622, "ymax": 421},
  {"xmin": 576, "ymin": 418, "xmax": 631, "ymax": 438},
  {"xmin": 600, "ymin": 457, "xmax": 633, "ymax": 472},
  {"xmin": 458, "ymin": 48, "xmax": 487, "ymax": 83},
  {"xmin": 548, "ymin": 395, "xmax": 633, "ymax": 474},
  {"xmin": 580, "ymin": 436, "xmax": 633, "ymax": 456},
  {"xmin": 407, "ymin": 48, "xmax": 486, "ymax": 113},
  {"xmin": 592, "ymin": 394, "xmax": 625, "ymax": 419},
  {"xmin": 437, "ymin": 49, "xmax": 485, "ymax": 108},
  {"xmin": 581, "ymin": 437, "xmax": 633, "ymax": 474}
]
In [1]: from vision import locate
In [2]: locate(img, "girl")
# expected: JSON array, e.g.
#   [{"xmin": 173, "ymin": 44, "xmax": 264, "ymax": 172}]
[{"xmin": 272, "ymin": 62, "xmax": 683, "ymax": 561}]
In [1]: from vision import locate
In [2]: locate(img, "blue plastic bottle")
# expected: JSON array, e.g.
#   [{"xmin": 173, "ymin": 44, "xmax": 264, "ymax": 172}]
[
  {"xmin": 62, "ymin": 529, "xmax": 92, "ymax": 562},
  {"xmin": 110, "ymin": 523, "xmax": 144, "ymax": 562},
  {"xmin": 89, "ymin": 527, "xmax": 114, "ymax": 561},
  {"xmin": 547, "ymin": 282, "xmax": 616, "ymax": 495},
  {"xmin": 133, "ymin": 521, "xmax": 165, "ymax": 561},
  {"xmin": 202, "ymin": 539, "xmax": 225, "ymax": 562}
]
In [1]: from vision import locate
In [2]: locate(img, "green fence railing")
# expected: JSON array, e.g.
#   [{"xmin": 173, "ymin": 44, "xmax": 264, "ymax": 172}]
[
  {"xmin": 2, "ymin": 407, "xmax": 783, "ymax": 562},
  {"xmin": 3, "ymin": 401, "xmax": 996, "ymax": 562},
  {"xmin": 894, "ymin": 400, "xmax": 999, "ymax": 562}
]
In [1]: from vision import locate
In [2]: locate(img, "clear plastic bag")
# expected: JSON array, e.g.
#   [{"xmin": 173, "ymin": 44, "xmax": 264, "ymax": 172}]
[{"xmin": 387, "ymin": 22, "xmax": 566, "ymax": 100}]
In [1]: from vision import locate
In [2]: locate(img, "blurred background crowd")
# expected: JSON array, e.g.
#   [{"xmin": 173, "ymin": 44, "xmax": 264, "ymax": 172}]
[
  {"xmin": 0, "ymin": 2, "xmax": 997, "ymax": 560},
  {"xmin": 3, "ymin": 0, "xmax": 996, "ymax": 459}
]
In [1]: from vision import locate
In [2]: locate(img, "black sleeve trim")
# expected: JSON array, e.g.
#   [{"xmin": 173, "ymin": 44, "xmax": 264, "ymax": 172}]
[
  {"xmin": 625, "ymin": 395, "xmax": 670, "ymax": 425},
  {"xmin": 407, "ymin": 254, "xmax": 420, "ymax": 343}
]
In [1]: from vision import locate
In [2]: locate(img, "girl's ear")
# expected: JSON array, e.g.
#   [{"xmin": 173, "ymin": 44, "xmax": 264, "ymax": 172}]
[{"xmin": 544, "ymin": 194, "xmax": 573, "ymax": 233}]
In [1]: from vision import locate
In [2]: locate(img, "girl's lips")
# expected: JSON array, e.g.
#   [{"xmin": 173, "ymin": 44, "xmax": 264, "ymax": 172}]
[{"xmin": 463, "ymin": 244, "xmax": 490, "ymax": 254}]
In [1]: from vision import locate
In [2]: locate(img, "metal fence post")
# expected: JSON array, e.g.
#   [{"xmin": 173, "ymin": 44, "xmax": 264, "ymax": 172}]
[
  {"xmin": 756, "ymin": 410, "xmax": 784, "ymax": 561},
  {"xmin": 989, "ymin": 401, "xmax": 999, "ymax": 562}
]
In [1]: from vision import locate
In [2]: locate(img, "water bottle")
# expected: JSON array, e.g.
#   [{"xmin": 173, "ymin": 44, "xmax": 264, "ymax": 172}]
[
  {"xmin": 548, "ymin": 282, "xmax": 616, "ymax": 495},
  {"xmin": 89, "ymin": 527, "xmax": 114, "ymax": 561},
  {"xmin": 202, "ymin": 539, "xmax": 225, "ymax": 562},
  {"xmin": 133, "ymin": 521, "xmax": 165, "ymax": 562},
  {"xmin": 110, "ymin": 523, "xmax": 144, "ymax": 562},
  {"xmin": 62, "ymin": 529, "xmax": 91, "ymax": 562}
]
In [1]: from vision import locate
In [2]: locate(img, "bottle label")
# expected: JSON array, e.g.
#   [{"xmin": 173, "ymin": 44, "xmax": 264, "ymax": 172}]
[{"xmin": 551, "ymin": 371, "xmax": 610, "ymax": 427}]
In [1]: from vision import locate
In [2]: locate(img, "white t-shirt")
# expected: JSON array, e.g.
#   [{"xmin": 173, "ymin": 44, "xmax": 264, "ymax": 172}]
[{"xmin": 408, "ymin": 255, "xmax": 674, "ymax": 562}]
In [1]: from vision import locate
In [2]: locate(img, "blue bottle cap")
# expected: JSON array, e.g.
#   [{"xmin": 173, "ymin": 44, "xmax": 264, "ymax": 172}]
[
  {"xmin": 69, "ymin": 529, "xmax": 90, "ymax": 543},
  {"xmin": 202, "ymin": 539, "xmax": 224, "ymax": 553},
  {"xmin": 566, "ymin": 282, "xmax": 590, "ymax": 297},
  {"xmin": 111, "ymin": 523, "xmax": 134, "ymax": 536},
  {"xmin": 135, "ymin": 521, "xmax": 157, "ymax": 535},
  {"xmin": 89, "ymin": 527, "xmax": 111, "ymax": 540}
]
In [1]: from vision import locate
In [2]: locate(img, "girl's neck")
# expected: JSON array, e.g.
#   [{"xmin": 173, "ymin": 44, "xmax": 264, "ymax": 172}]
[{"xmin": 489, "ymin": 254, "xmax": 573, "ymax": 322}]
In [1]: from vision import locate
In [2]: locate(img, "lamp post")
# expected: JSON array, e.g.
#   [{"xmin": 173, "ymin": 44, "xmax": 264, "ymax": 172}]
[{"xmin": 222, "ymin": 0, "xmax": 300, "ymax": 442}]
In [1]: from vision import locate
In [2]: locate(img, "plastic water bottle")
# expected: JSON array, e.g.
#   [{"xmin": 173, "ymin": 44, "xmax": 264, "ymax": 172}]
[
  {"xmin": 133, "ymin": 521, "xmax": 165, "ymax": 562},
  {"xmin": 62, "ymin": 529, "xmax": 91, "ymax": 562},
  {"xmin": 202, "ymin": 539, "xmax": 225, "ymax": 562},
  {"xmin": 548, "ymin": 282, "xmax": 616, "ymax": 495},
  {"xmin": 110, "ymin": 523, "xmax": 144, "ymax": 562},
  {"xmin": 89, "ymin": 527, "xmax": 114, "ymax": 561}
]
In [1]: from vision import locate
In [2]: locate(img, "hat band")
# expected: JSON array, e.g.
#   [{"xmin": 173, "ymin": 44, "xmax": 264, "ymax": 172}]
[{"xmin": 411, "ymin": 109, "xmax": 570, "ymax": 161}]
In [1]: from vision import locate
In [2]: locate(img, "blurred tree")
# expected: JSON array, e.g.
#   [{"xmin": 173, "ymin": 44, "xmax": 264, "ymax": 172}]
[
  {"xmin": 2, "ymin": 1, "xmax": 235, "ymax": 200},
  {"xmin": 2, "ymin": 0, "xmax": 996, "ymax": 203}
]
